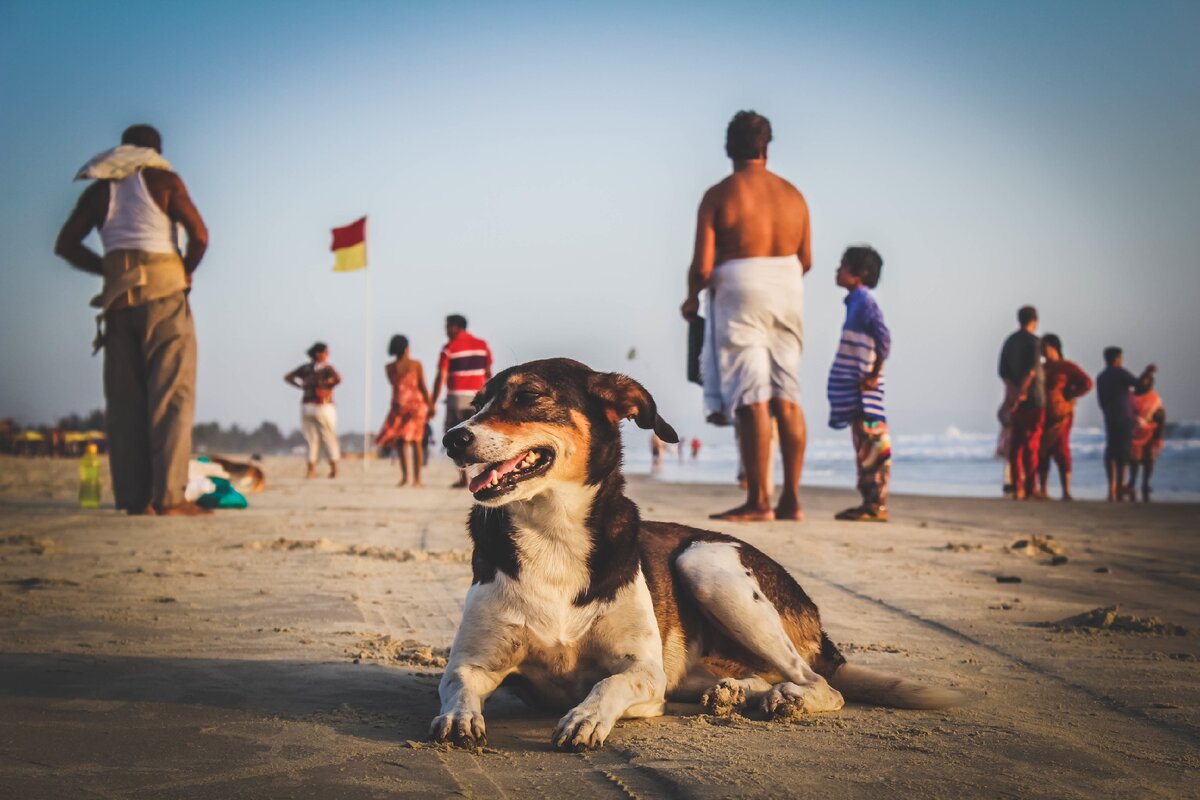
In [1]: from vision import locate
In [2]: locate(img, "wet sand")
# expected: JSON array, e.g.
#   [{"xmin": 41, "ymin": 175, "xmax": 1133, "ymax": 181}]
[{"xmin": 0, "ymin": 454, "xmax": 1196, "ymax": 799}]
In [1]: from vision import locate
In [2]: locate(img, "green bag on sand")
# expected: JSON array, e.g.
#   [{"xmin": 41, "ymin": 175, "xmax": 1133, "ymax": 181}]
[{"xmin": 197, "ymin": 476, "xmax": 248, "ymax": 510}]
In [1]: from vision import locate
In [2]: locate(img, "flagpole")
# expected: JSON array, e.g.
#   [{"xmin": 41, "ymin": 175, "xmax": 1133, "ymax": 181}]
[{"xmin": 363, "ymin": 219, "xmax": 371, "ymax": 472}]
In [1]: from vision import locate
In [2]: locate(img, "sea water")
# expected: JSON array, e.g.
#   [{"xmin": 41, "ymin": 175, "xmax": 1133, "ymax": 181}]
[{"xmin": 625, "ymin": 424, "xmax": 1200, "ymax": 502}]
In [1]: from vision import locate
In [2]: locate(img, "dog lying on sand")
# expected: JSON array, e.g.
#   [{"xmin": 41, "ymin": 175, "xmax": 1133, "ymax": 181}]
[{"xmin": 431, "ymin": 359, "xmax": 960, "ymax": 751}]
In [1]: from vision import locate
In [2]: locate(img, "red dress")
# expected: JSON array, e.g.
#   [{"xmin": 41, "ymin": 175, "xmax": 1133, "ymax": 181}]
[{"xmin": 376, "ymin": 362, "xmax": 428, "ymax": 445}]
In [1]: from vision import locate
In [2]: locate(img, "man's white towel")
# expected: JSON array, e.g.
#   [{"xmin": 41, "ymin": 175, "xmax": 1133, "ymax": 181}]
[
  {"xmin": 75, "ymin": 145, "xmax": 172, "ymax": 181},
  {"xmin": 702, "ymin": 255, "xmax": 805, "ymax": 420}
]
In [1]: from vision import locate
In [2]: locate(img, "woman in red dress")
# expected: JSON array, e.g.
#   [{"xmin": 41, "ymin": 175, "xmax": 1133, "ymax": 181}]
[{"xmin": 376, "ymin": 335, "xmax": 431, "ymax": 487}]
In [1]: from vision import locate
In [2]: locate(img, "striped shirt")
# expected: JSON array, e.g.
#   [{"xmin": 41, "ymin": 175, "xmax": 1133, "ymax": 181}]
[
  {"xmin": 439, "ymin": 331, "xmax": 493, "ymax": 396},
  {"xmin": 827, "ymin": 287, "xmax": 891, "ymax": 429}
]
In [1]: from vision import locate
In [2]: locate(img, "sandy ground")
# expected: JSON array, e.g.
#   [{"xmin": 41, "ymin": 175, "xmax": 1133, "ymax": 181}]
[{"xmin": 0, "ymin": 453, "xmax": 1197, "ymax": 799}]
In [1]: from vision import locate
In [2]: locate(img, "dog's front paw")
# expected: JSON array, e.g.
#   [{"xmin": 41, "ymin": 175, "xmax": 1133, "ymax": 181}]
[
  {"xmin": 701, "ymin": 678, "xmax": 747, "ymax": 717},
  {"xmin": 430, "ymin": 710, "xmax": 488, "ymax": 748},
  {"xmin": 553, "ymin": 706, "xmax": 612, "ymax": 751}
]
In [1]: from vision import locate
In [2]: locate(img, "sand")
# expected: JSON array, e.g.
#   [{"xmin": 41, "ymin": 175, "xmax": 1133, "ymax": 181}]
[{"xmin": 0, "ymin": 453, "xmax": 1196, "ymax": 799}]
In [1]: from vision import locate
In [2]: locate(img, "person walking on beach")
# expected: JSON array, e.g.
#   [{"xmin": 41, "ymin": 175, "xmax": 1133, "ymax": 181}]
[
  {"xmin": 827, "ymin": 246, "xmax": 892, "ymax": 522},
  {"xmin": 998, "ymin": 306, "xmax": 1045, "ymax": 500},
  {"xmin": 1096, "ymin": 347, "xmax": 1155, "ymax": 501},
  {"xmin": 429, "ymin": 314, "xmax": 492, "ymax": 488},
  {"xmin": 54, "ymin": 124, "xmax": 210, "ymax": 516},
  {"xmin": 376, "ymin": 335, "xmax": 431, "ymax": 487},
  {"xmin": 285, "ymin": 342, "xmax": 341, "ymax": 479},
  {"xmin": 681, "ymin": 110, "xmax": 812, "ymax": 522},
  {"xmin": 1128, "ymin": 375, "xmax": 1166, "ymax": 502},
  {"xmin": 1037, "ymin": 334, "xmax": 1093, "ymax": 500}
]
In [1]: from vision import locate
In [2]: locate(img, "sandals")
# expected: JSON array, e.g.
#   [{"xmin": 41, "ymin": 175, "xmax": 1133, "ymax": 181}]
[{"xmin": 835, "ymin": 506, "xmax": 889, "ymax": 523}]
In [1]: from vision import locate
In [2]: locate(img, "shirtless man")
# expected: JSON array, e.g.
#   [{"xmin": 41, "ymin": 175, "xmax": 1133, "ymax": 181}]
[{"xmin": 681, "ymin": 110, "xmax": 812, "ymax": 521}]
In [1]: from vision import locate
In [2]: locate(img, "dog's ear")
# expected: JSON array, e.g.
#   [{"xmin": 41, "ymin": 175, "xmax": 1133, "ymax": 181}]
[{"xmin": 586, "ymin": 372, "xmax": 679, "ymax": 443}]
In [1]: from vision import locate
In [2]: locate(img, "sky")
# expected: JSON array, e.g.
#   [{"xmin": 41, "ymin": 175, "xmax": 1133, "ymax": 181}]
[{"xmin": 1, "ymin": 0, "xmax": 1198, "ymax": 444}]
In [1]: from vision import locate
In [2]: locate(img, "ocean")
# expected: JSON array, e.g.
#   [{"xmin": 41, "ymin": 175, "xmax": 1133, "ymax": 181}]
[{"xmin": 623, "ymin": 424, "xmax": 1200, "ymax": 502}]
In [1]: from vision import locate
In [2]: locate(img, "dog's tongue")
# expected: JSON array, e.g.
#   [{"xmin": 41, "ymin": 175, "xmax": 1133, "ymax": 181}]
[{"xmin": 468, "ymin": 452, "xmax": 528, "ymax": 494}]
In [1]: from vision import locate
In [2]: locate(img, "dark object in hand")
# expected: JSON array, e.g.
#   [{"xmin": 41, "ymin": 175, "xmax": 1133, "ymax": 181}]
[{"xmin": 687, "ymin": 316, "xmax": 705, "ymax": 386}]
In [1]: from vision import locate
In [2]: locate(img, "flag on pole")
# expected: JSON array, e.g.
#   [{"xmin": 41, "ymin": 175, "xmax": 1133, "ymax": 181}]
[{"xmin": 331, "ymin": 217, "xmax": 367, "ymax": 272}]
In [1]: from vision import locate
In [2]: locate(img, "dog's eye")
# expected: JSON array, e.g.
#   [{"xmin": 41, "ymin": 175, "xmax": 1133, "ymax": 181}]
[{"xmin": 513, "ymin": 390, "xmax": 541, "ymax": 406}]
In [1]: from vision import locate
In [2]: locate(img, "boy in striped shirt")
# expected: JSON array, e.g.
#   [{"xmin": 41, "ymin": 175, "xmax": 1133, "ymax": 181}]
[{"xmin": 827, "ymin": 246, "xmax": 892, "ymax": 522}]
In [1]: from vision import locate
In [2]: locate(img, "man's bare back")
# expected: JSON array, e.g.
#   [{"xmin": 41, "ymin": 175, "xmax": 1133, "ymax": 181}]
[
  {"xmin": 705, "ymin": 164, "xmax": 811, "ymax": 269},
  {"xmin": 683, "ymin": 161, "xmax": 811, "ymax": 318}
]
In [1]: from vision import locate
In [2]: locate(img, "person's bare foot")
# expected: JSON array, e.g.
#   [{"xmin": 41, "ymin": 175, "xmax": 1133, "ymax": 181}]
[
  {"xmin": 451, "ymin": 479, "xmax": 468, "ymax": 489},
  {"xmin": 305, "ymin": 464, "xmax": 317, "ymax": 479},
  {"xmin": 328, "ymin": 463, "xmax": 338, "ymax": 479},
  {"xmin": 1061, "ymin": 493, "xmax": 1074, "ymax": 502},
  {"xmin": 158, "ymin": 501, "xmax": 213, "ymax": 517},
  {"xmin": 709, "ymin": 504, "xmax": 775, "ymax": 522},
  {"xmin": 774, "ymin": 501, "xmax": 804, "ymax": 521},
  {"xmin": 412, "ymin": 481, "xmax": 424, "ymax": 488},
  {"xmin": 127, "ymin": 505, "xmax": 157, "ymax": 516},
  {"xmin": 397, "ymin": 477, "xmax": 408, "ymax": 487}
]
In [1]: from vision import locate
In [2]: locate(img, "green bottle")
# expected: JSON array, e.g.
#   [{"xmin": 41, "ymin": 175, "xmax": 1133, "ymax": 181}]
[{"xmin": 79, "ymin": 443, "xmax": 102, "ymax": 509}]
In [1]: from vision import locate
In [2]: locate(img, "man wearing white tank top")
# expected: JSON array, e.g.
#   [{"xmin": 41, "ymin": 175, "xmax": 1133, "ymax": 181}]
[
  {"xmin": 680, "ymin": 111, "xmax": 813, "ymax": 523},
  {"xmin": 55, "ymin": 124, "xmax": 210, "ymax": 516}
]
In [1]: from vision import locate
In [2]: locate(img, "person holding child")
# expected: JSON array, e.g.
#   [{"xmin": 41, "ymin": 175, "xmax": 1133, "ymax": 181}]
[
  {"xmin": 827, "ymin": 246, "xmax": 891, "ymax": 522},
  {"xmin": 1096, "ymin": 346, "xmax": 1155, "ymax": 502},
  {"xmin": 1128, "ymin": 375, "xmax": 1166, "ymax": 502}
]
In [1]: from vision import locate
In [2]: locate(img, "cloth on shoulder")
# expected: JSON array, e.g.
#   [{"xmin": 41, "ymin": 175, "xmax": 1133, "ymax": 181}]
[
  {"xmin": 75, "ymin": 145, "xmax": 173, "ymax": 181},
  {"xmin": 700, "ymin": 256, "xmax": 805, "ymax": 422}
]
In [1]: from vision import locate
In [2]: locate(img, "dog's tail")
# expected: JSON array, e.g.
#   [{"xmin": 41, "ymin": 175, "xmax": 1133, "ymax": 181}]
[{"xmin": 829, "ymin": 664, "xmax": 964, "ymax": 710}]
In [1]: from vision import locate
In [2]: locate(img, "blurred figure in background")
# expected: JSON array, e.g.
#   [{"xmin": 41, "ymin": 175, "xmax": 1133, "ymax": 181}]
[
  {"xmin": 376, "ymin": 335, "xmax": 431, "ymax": 487},
  {"xmin": 430, "ymin": 314, "xmax": 492, "ymax": 488},
  {"xmin": 1096, "ymin": 347, "xmax": 1155, "ymax": 501},
  {"xmin": 285, "ymin": 342, "xmax": 341, "ymax": 479},
  {"xmin": 681, "ymin": 110, "xmax": 812, "ymax": 521},
  {"xmin": 1129, "ymin": 375, "xmax": 1166, "ymax": 502},
  {"xmin": 998, "ymin": 306, "xmax": 1044, "ymax": 500},
  {"xmin": 55, "ymin": 123, "xmax": 209, "ymax": 516},
  {"xmin": 1037, "ymin": 334, "xmax": 1092, "ymax": 500},
  {"xmin": 827, "ymin": 246, "xmax": 891, "ymax": 522}
]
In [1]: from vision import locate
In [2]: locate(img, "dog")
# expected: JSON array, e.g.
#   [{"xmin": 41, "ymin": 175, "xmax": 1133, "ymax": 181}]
[
  {"xmin": 431, "ymin": 358, "xmax": 960, "ymax": 751},
  {"xmin": 209, "ymin": 456, "xmax": 267, "ymax": 494}
]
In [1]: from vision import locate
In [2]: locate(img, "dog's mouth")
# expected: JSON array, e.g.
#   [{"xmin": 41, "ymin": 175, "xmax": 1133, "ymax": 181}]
[{"xmin": 468, "ymin": 447, "xmax": 555, "ymax": 500}]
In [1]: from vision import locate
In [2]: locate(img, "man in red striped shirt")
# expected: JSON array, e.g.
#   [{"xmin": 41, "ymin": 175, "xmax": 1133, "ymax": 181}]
[{"xmin": 430, "ymin": 314, "xmax": 493, "ymax": 487}]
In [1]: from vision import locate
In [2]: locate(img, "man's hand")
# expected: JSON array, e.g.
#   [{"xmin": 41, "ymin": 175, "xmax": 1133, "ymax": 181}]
[
  {"xmin": 859, "ymin": 374, "xmax": 880, "ymax": 391},
  {"xmin": 681, "ymin": 295, "xmax": 700, "ymax": 322}
]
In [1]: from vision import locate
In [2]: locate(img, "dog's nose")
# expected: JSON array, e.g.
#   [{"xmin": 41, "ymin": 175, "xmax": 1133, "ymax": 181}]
[{"xmin": 443, "ymin": 426, "xmax": 475, "ymax": 459}]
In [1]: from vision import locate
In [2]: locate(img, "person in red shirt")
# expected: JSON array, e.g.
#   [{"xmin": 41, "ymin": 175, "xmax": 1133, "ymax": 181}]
[
  {"xmin": 429, "ymin": 314, "xmax": 492, "ymax": 487},
  {"xmin": 1037, "ymin": 334, "xmax": 1093, "ymax": 500}
]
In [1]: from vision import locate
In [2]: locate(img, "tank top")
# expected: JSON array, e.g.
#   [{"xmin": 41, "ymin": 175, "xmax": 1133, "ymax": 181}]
[{"xmin": 100, "ymin": 170, "xmax": 178, "ymax": 255}]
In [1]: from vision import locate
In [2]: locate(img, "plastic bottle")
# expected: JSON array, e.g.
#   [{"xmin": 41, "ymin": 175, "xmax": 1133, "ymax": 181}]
[{"xmin": 79, "ymin": 443, "xmax": 102, "ymax": 509}]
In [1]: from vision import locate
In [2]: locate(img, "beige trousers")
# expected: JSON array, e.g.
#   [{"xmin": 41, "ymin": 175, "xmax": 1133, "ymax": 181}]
[
  {"xmin": 302, "ymin": 403, "xmax": 340, "ymax": 463},
  {"xmin": 103, "ymin": 291, "xmax": 196, "ymax": 510}
]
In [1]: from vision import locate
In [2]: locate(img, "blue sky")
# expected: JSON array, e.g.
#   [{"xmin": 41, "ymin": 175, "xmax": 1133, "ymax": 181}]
[{"xmin": 1, "ymin": 0, "xmax": 1197, "ymax": 442}]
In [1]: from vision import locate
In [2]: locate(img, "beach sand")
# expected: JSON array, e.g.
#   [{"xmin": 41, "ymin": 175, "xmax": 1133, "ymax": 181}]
[{"xmin": 0, "ymin": 453, "xmax": 1196, "ymax": 799}]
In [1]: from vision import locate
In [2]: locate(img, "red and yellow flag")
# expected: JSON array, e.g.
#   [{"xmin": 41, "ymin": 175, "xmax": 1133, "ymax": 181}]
[{"xmin": 331, "ymin": 217, "xmax": 367, "ymax": 272}]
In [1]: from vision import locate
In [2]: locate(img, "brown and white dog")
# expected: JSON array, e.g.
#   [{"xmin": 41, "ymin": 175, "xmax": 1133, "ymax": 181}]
[{"xmin": 431, "ymin": 358, "xmax": 959, "ymax": 751}]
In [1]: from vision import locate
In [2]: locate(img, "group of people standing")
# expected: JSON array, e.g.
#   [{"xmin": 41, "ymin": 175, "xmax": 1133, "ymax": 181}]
[
  {"xmin": 998, "ymin": 305, "xmax": 1166, "ymax": 502},
  {"xmin": 282, "ymin": 314, "xmax": 492, "ymax": 488},
  {"xmin": 682, "ymin": 111, "xmax": 892, "ymax": 523}
]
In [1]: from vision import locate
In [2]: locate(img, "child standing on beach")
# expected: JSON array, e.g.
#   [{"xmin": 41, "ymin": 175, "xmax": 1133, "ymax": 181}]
[{"xmin": 827, "ymin": 246, "xmax": 891, "ymax": 522}]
